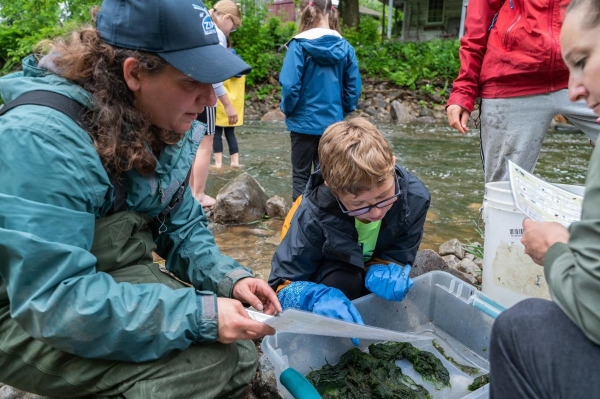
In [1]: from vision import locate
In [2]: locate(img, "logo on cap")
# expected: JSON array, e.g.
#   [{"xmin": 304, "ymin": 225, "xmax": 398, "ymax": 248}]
[{"xmin": 193, "ymin": 4, "xmax": 217, "ymax": 35}]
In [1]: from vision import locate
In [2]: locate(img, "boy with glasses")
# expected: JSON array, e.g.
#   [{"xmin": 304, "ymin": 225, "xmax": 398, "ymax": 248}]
[{"xmin": 269, "ymin": 117, "xmax": 430, "ymax": 337}]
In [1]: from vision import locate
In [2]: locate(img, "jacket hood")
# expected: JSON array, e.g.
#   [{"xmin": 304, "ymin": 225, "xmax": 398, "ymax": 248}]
[
  {"xmin": 291, "ymin": 28, "xmax": 349, "ymax": 65},
  {"xmin": 0, "ymin": 55, "xmax": 94, "ymax": 108}
]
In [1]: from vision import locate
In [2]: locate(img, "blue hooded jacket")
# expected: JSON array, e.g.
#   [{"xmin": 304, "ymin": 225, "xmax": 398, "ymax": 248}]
[{"xmin": 279, "ymin": 28, "xmax": 361, "ymax": 135}]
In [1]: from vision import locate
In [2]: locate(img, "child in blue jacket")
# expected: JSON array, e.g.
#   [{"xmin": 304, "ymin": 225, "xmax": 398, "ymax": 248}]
[{"xmin": 279, "ymin": 0, "xmax": 361, "ymax": 201}]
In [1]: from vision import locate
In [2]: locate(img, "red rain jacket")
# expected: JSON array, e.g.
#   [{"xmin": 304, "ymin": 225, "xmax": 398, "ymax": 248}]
[{"xmin": 447, "ymin": 0, "xmax": 571, "ymax": 112}]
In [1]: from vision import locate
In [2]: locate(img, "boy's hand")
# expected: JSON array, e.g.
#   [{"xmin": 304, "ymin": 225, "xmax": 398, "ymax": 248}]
[
  {"xmin": 301, "ymin": 284, "xmax": 365, "ymax": 346},
  {"xmin": 365, "ymin": 264, "xmax": 413, "ymax": 302}
]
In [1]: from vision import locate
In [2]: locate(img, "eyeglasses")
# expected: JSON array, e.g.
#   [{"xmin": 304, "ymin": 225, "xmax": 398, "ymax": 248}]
[
  {"xmin": 336, "ymin": 176, "xmax": 401, "ymax": 217},
  {"xmin": 229, "ymin": 16, "xmax": 237, "ymax": 32}
]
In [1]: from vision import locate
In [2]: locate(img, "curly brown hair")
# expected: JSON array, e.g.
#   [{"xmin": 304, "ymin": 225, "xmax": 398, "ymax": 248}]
[{"xmin": 46, "ymin": 26, "xmax": 184, "ymax": 176}]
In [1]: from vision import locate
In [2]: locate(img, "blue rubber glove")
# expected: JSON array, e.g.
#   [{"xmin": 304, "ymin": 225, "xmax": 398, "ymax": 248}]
[
  {"xmin": 278, "ymin": 281, "xmax": 365, "ymax": 346},
  {"xmin": 365, "ymin": 263, "xmax": 414, "ymax": 302}
]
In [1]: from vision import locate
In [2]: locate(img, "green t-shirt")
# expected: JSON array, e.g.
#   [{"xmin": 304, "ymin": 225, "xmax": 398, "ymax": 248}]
[{"xmin": 355, "ymin": 218, "xmax": 382, "ymax": 262}]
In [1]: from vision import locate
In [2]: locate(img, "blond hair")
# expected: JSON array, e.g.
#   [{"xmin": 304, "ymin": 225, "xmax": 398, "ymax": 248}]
[
  {"xmin": 319, "ymin": 117, "xmax": 395, "ymax": 196},
  {"xmin": 210, "ymin": 0, "xmax": 242, "ymax": 29}
]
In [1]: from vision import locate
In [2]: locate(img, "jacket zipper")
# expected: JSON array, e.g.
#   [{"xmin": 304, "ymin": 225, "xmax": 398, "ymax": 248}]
[{"xmin": 504, "ymin": 11, "xmax": 521, "ymax": 50}]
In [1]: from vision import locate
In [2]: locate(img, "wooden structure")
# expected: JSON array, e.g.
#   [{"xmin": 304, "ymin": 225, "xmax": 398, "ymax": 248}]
[{"xmin": 268, "ymin": 0, "xmax": 296, "ymax": 23}]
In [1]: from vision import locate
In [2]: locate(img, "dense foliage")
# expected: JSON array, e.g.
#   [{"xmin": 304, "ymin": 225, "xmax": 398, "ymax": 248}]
[
  {"xmin": 0, "ymin": 0, "xmax": 101, "ymax": 73},
  {"xmin": 0, "ymin": 0, "xmax": 459, "ymax": 98}
]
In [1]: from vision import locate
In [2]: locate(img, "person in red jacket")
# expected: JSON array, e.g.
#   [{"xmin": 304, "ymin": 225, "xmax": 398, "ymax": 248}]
[{"xmin": 447, "ymin": 0, "xmax": 599, "ymax": 183}]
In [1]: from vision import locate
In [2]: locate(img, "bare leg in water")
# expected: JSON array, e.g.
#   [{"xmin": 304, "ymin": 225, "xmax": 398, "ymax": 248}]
[{"xmin": 190, "ymin": 135, "xmax": 216, "ymax": 207}]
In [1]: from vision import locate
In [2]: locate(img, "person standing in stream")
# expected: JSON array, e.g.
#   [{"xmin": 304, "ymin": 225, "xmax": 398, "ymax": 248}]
[{"xmin": 279, "ymin": 0, "xmax": 361, "ymax": 202}]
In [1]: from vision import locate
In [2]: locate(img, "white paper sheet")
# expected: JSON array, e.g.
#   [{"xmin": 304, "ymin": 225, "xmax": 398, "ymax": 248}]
[
  {"xmin": 246, "ymin": 308, "xmax": 432, "ymax": 342},
  {"xmin": 507, "ymin": 160, "xmax": 583, "ymax": 227}
]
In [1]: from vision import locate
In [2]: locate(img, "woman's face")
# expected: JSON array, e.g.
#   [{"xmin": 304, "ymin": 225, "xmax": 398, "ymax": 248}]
[
  {"xmin": 562, "ymin": 4, "xmax": 600, "ymax": 115},
  {"xmin": 130, "ymin": 63, "xmax": 216, "ymax": 133}
]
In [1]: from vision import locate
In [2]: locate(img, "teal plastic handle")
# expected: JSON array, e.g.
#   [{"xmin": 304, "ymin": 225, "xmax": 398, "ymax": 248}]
[
  {"xmin": 471, "ymin": 294, "xmax": 506, "ymax": 319},
  {"xmin": 280, "ymin": 368, "xmax": 321, "ymax": 399}
]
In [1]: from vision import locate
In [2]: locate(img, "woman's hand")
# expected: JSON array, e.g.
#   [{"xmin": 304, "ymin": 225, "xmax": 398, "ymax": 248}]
[
  {"xmin": 232, "ymin": 277, "xmax": 282, "ymax": 315},
  {"xmin": 521, "ymin": 218, "xmax": 570, "ymax": 265},
  {"xmin": 446, "ymin": 104, "xmax": 471, "ymax": 134},
  {"xmin": 216, "ymin": 298, "xmax": 276, "ymax": 343}
]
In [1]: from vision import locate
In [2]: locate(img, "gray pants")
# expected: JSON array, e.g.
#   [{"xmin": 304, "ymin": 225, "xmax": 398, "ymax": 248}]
[
  {"xmin": 490, "ymin": 298, "xmax": 600, "ymax": 399},
  {"xmin": 480, "ymin": 89, "xmax": 599, "ymax": 182}
]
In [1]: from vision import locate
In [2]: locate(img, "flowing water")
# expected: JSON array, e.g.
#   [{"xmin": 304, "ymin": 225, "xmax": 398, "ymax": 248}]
[{"xmin": 207, "ymin": 121, "xmax": 593, "ymax": 280}]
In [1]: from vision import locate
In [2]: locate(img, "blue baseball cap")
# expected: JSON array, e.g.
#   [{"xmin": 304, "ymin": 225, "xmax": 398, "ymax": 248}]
[{"xmin": 96, "ymin": 0, "xmax": 251, "ymax": 84}]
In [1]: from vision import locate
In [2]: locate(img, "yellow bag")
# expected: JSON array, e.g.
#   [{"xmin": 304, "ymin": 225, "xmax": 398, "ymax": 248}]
[{"xmin": 216, "ymin": 75, "xmax": 246, "ymax": 127}]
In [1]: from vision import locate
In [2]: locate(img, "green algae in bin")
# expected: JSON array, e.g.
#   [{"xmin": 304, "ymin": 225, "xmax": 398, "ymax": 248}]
[
  {"xmin": 431, "ymin": 340, "xmax": 480, "ymax": 376},
  {"xmin": 369, "ymin": 342, "xmax": 451, "ymax": 390},
  {"xmin": 305, "ymin": 341, "xmax": 455, "ymax": 399},
  {"xmin": 467, "ymin": 374, "xmax": 490, "ymax": 391}
]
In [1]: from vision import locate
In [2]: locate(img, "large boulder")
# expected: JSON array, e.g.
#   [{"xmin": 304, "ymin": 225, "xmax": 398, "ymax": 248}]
[{"xmin": 212, "ymin": 173, "xmax": 269, "ymax": 224}]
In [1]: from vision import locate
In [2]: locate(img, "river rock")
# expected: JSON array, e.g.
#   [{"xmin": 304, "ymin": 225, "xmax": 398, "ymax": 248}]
[
  {"xmin": 412, "ymin": 250, "xmax": 478, "ymax": 285},
  {"xmin": 457, "ymin": 258, "xmax": 481, "ymax": 274},
  {"xmin": 460, "ymin": 272, "xmax": 478, "ymax": 285},
  {"xmin": 0, "ymin": 385, "xmax": 41, "ymax": 399},
  {"xmin": 439, "ymin": 238, "xmax": 465, "ymax": 259},
  {"xmin": 260, "ymin": 109, "xmax": 285, "ymax": 122},
  {"xmin": 412, "ymin": 249, "xmax": 446, "ymax": 277},
  {"xmin": 474, "ymin": 257, "xmax": 484, "ymax": 269},
  {"xmin": 441, "ymin": 254, "xmax": 460, "ymax": 269},
  {"xmin": 213, "ymin": 173, "xmax": 269, "ymax": 224},
  {"xmin": 390, "ymin": 100, "xmax": 416, "ymax": 123},
  {"xmin": 266, "ymin": 196, "xmax": 289, "ymax": 219}
]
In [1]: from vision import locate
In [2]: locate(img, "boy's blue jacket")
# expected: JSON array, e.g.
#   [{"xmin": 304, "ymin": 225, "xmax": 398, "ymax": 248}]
[
  {"xmin": 279, "ymin": 28, "xmax": 361, "ymax": 135},
  {"xmin": 269, "ymin": 166, "xmax": 430, "ymax": 291},
  {"xmin": 0, "ymin": 56, "xmax": 254, "ymax": 362}
]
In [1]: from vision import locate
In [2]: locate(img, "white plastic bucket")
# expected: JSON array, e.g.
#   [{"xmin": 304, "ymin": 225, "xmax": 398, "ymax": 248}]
[{"xmin": 481, "ymin": 181, "xmax": 584, "ymax": 308}]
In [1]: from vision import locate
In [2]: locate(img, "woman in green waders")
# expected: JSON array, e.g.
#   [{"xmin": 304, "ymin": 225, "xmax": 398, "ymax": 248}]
[{"xmin": 0, "ymin": 0, "xmax": 281, "ymax": 398}]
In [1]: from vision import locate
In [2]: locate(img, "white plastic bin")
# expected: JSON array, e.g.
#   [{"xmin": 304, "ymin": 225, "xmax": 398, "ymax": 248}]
[
  {"xmin": 262, "ymin": 271, "xmax": 502, "ymax": 399},
  {"xmin": 482, "ymin": 181, "xmax": 584, "ymax": 308}
]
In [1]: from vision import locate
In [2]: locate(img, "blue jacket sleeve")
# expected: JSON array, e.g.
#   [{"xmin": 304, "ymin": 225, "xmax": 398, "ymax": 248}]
[
  {"xmin": 0, "ymin": 119, "xmax": 217, "ymax": 362},
  {"xmin": 342, "ymin": 46, "xmax": 361, "ymax": 116},
  {"xmin": 154, "ymin": 188, "xmax": 254, "ymax": 298},
  {"xmin": 279, "ymin": 40, "xmax": 305, "ymax": 116}
]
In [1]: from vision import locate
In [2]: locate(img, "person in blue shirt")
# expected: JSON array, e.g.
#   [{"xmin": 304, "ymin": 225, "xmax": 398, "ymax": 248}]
[
  {"xmin": 0, "ymin": 0, "xmax": 280, "ymax": 397},
  {"xmin": 279, "ymin": 0, "xmax": 362, "ymax": 202}
]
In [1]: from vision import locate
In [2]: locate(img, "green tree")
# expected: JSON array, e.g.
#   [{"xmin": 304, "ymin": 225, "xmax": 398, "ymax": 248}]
[
  {"xmin": 0, "ymin": 0, "xmax": 100, "ymax": 72},
  {"xmin": 339, "ymin": 0, "xmax": 360, "ymax": 28}
]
